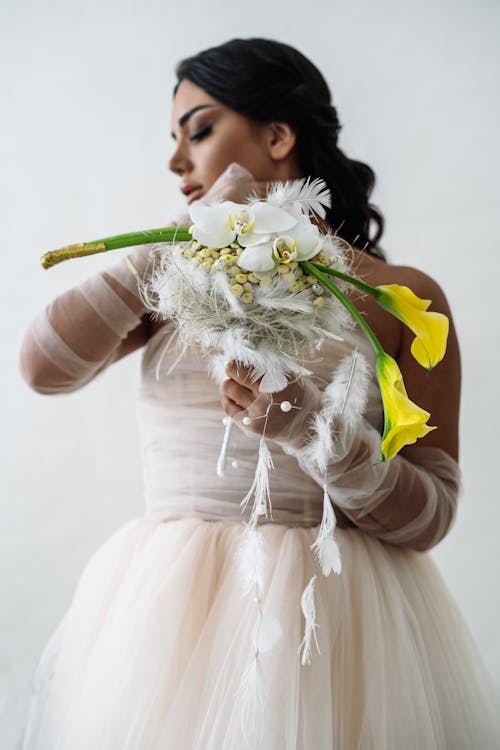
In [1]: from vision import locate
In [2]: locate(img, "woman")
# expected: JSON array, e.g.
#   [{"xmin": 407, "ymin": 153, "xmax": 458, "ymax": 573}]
[{"xmin": 19, "ymin": 38, "xmax": 500, "ymax": 748}]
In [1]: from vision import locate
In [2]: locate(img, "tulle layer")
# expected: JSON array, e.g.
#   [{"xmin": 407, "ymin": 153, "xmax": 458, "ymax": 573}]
[{"xmin": 22, "ymin": 517, "xmax": 500, "ymax": 750}]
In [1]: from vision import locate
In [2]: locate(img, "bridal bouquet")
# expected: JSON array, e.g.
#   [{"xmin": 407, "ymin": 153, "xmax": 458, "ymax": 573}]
[{"xmin": 41, "ymin": 177, "xmax": 448, "ymax": 463}]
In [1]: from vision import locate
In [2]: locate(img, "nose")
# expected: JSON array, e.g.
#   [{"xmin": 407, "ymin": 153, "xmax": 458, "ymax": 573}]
[{"xmin": 168, "ymin": 145, "xmax": 192, "ymax": 176}]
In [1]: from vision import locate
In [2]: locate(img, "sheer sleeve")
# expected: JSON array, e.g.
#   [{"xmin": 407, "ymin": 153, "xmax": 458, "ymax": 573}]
[
  {"xmin": 272, "ymin": 380, "xmax": 461, "ymax": 552},
  {"xmin": 18, "ymin": 244, "xmax": 153, "ymax": 394},
  {"xmin": 19, "ymin": 162, "xmax": 259, "ymax": 396}
]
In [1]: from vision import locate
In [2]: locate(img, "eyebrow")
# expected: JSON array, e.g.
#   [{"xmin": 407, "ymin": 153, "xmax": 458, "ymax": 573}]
[{"xmin": 170, "ymin": 104, "xmax": 215, "ymax": 140}]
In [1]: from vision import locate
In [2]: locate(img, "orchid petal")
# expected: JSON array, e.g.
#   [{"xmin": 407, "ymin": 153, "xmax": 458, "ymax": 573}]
[
  {"xmin": 191, "ymin": 224, "xmax": 236, "ymax": 249},
  {"xmin": 188, "ymin": 200, "xmax": 234, "ymax": 230},
  {"xmin": 289, "ymin": 220, "xmax": 323, "ymax": 259},
  {"xmin": 251, "ymin": 202, "xmax": 298, "ymax": 233},
  {"xmin": 238, "ymin": 232, "xmax": 272, "ymax": 248},
  {"xmin": 238, "ymin": 244, "xmax": 276, "ymax": 272}
]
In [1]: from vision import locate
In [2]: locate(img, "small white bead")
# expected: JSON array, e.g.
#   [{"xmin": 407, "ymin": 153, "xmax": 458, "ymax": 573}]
[
  {"xmin": 231, "ymin": 459, "xmax": 239, "ymax": 469},
  {"xmin": 312, "ymin": 283, "xmax": 323, "ymax": 295},
  {"xmin": 280, "ymin": 400, "xmax": 292, "ymax": 412},
  {"xmin": 242, "ymin": 416, "xmax": 252, "ymax": 426}
]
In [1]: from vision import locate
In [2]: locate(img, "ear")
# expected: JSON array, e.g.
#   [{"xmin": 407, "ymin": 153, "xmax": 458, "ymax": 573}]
[{"xmin": 266, "ymin": 121, "xmax": 297, "ymax": 161}]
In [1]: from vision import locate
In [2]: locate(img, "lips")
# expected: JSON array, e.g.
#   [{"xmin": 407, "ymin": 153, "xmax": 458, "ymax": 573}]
[
  {"xmin": 181, "ymin": 184, "xmax": 204, "ymax": 204},
  {"xmin": 186, "ymin": 187, "xmax": 204, "ymax": 204}
]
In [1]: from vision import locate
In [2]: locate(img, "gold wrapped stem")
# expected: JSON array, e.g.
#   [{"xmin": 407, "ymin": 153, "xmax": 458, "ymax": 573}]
[{"xmin": 40, "ymin": 241, "xmax": 108, "ymax": 269}]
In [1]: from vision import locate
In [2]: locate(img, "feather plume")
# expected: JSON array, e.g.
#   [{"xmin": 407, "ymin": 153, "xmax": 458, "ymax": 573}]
[
  {"xmin": 252, "ymin": 614, "xmax": 283, "ymax": 653},
  {"xmin": 233, "ymin": 655, "xmax": 265, "ymax": 747},
  {"xmin": 323, "ymin": 349, "xmax": 371, "ymax": 425},
  {"xmin": 266, "ymin": 177, "xmax": 332, "ymax": 219},
  {"xmin": 303, "ymin": 349, "xmax": 372, "ymax": 473},
  {"xmin": 297, "ymin": 575, "xmax": 320, "ymax": 665},
  {"xmin": 208, "ymin": 353, "xmax": 230, "ymax": 386},
  {"xmin": 240, "ymin": 438, "xmax": 275, "ymax": 525},
  {"xmin": 310, "ymin": 486, "xmax": 342, "ymax": 576},
  {"xmin": 237, "ymin": 525, "xmax": 268, "ymax": 597},
  {"xmin": 305, "ymin": 412, "xmax": 335, "ymax": 476}
]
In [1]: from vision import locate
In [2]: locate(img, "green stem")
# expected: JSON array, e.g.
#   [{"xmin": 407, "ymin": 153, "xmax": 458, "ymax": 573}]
[
  {"xmin": 300, "ymin": 260, "xmax": 384, "ymax": 357},
  {"xmin": 313, "ymin": 263, "xmax": 379, "ymax": 298},
  {"xmin": 94, "ymin": 227, "xmax": 192, "ymax": 250},
  {"xmin": 41, "ymin": 226, "xmax": 192, "ymax": 268}
]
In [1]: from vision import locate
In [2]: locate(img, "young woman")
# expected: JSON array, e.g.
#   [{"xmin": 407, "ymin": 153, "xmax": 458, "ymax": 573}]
[{"xmin": 19, "ymin": 38, "xmax": 500, "ymax": 748}]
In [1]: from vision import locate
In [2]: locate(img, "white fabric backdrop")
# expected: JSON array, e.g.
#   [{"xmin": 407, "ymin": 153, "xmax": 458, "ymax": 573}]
[{"xmin": 1, "ymin": 0, "xmax": 499, "ymax": 744}]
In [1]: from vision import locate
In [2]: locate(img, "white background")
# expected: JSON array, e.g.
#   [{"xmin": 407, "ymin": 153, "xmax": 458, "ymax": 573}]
[{"xmin": 1, "ymin": 0, "xmax": 499, "ymax": 744}]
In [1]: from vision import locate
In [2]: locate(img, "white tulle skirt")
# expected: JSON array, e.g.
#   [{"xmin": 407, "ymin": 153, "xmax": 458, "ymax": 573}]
[{"xmin": 21, "ymin": 517, "xmax": 500, "ymax": 749}]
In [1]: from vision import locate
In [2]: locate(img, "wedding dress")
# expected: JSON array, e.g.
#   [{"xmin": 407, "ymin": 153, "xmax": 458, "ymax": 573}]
[{"xmin": 16, "ymin": 239, "xmax": 500, "ymax": 748}]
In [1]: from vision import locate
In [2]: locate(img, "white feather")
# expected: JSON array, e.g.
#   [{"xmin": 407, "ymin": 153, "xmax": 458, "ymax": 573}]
[
  {"xmin": 208, "ymin": 353, "xmax": 230, "ymax": 386},
  {"xmin": 302, "ymin": 349, "xmax": 371, "ymax": 481},
  {"xmin": 240, "ymin": 437, "xmax": 275, "ymax": 526},
  {"xmin": 237, "ymin": 525, "xmax": 268, "ymax": 597},
  {"xmin": 310, "ymin": 486, "xmax": 342, "ymax": 576},
  {"xmin": 266, "ymin": 177, "xmax": 332, "ymax": 219},
  {"xmin": 323, "ymin": 349, "xmax": 371, "ymax": 425},
  {"xmin": 305, "ymin": 412, "xmax": 334, "ymax": 476},
  {"xmin": 297, "ymin": 575, "xmax": 320, "ymax": 666},
  {"xmin": 252, "ymin": 614, "xmax": 283, "ymax": 653},
  {"xmin": 233, "ymin": 654, "xmax": 265, "ymax": 747},
  {"xmin": 259, "ymin": 367, "xmax": 288, "ymax": 393}
]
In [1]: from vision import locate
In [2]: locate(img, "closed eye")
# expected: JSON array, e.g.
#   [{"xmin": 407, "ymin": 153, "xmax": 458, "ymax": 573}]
[{"xmin": 190, "ymin": 125, "xmax": 213, "ymax": 142}]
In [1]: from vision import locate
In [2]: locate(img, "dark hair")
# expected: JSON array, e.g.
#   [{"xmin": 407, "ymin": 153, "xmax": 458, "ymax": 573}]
[{"xmin": 174, "ymin": 38, "xmax": 386, "ymax": 259}]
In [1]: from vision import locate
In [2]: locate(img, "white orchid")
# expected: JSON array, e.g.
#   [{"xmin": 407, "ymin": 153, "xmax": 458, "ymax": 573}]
[
  {"xmin": 188, "ymin": 200, "xmax": 297, "ymax": 250},
  {"xmin": 237, "ymin": 217, "xmax": 324, "ymax": 273}
]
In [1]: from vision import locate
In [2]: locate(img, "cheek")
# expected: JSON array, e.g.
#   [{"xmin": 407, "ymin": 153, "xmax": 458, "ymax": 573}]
[{"xmin": 201, "ymin": 129, "xmax": 270, "ymax": 185}]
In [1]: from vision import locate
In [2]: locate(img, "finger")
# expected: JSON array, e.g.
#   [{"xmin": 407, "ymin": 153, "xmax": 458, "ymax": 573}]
[
  {"xmin": 225, "ymin": 361, "xmax": 259, "ymax": 390},
  {"xmin": 221, "ymin": 378, "xmax": 255, "ymax": 409},
  {"xmin": 221, "ymin": 394, "xmax": 246, "ymax": 419}
]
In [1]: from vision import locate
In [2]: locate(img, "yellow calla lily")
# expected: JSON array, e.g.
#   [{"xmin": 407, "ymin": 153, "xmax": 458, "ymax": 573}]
[
  {"xmin": 375, "ymin": 284, "xmax": 449, "ymax": 371},
  {"xmin": 376, "ymin": 353, "xmax": 436, "ymax": 461}
]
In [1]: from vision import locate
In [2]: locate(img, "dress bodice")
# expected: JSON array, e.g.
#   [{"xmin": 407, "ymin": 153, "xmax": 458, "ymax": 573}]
[{"xmin": 136, "ymin": 324, "xmax": 384, "ymax": 525}]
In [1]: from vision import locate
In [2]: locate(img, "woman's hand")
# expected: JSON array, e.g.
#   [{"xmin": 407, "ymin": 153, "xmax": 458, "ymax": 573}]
[
  {"xmin": 221, "ymin": 361, "xmax": 310, "ymax": 440},
  {"xmin": 200, "ymin": 161, "xmax": 280, "ymax": 206}
]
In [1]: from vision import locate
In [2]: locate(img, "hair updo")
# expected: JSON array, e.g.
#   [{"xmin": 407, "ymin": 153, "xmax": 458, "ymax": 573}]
[{"xmin": 175, "ymin": 37, "xmax": 385, "ymax": 259}]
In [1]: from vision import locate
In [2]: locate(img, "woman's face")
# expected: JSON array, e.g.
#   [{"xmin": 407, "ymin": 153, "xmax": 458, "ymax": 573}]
[{"xmin": 168, "ymin": 79, "xmax": 297, "ymax": 204}]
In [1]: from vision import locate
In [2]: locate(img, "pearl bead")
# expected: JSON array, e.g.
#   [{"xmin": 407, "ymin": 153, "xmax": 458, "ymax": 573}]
[
  {"xmin": 242, "ymin": 416, "xmax": 252, "ymax": 426},
  {"xmin": 312, "ymin": 283, "xmax": 323, "ymax": 295},
  {"xmin": 231, "ymin": 459, "xmax": 239, "ymax": 469},
  {"xmin": 280, "ymin": 400, "xmax": 292, "ymax": 412}
]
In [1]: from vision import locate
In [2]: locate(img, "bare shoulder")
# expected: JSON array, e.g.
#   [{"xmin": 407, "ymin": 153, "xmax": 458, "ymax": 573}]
[{"xmin": 351, "ymin": 250, "xmax": 453, "ymax": 314}]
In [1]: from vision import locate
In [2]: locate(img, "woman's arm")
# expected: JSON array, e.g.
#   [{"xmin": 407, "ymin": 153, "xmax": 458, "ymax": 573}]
[
  {"xmin": 18, "ymin": 245, "xmax": 153, "ymax": 394},
  {"xmin": 19, "ymin": 162, "xmax": 265, "ymax": 395}
]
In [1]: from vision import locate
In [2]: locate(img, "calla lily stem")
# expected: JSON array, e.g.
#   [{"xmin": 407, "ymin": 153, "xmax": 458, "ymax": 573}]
[
  {"xmin": 40, "ymin": 226, "xmax": 192, "ymax": 269},
  {"xmin": 301, "ymin": 261, "xmax": 385, "ymax": 358},
  {"xmin": 314, "ymin": 263, "xmax": 379, "ymax": 298}
]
